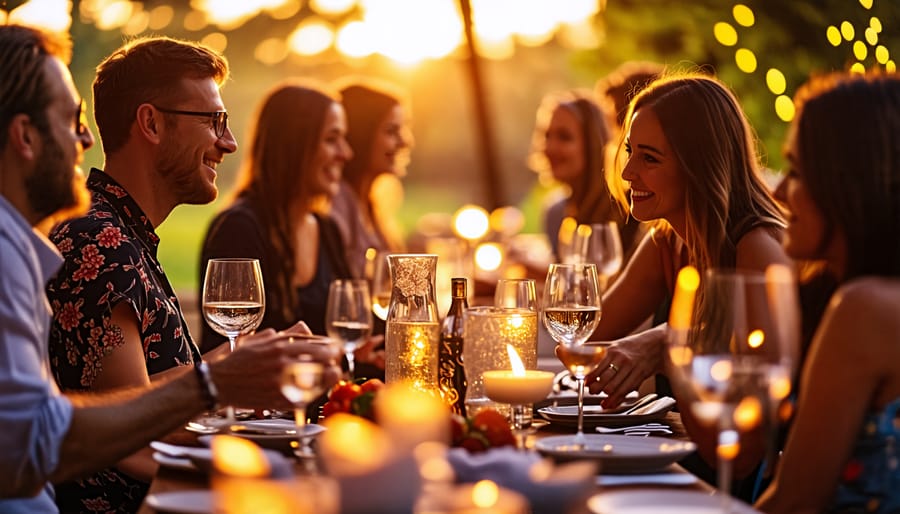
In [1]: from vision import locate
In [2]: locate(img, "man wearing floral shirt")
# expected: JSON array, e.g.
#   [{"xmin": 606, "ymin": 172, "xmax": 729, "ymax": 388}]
[
  {"xmin": 0, "ymin": 24, "xmax": 339, "ymax": 514},
  {"xmin": 43, "ymin": 35, "xmax": 313, "ymax": 512}
]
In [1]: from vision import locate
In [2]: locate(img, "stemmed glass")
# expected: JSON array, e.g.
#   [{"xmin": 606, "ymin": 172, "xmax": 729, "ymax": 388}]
[
  {"xmin": 280, "ymin": 357, "xmax": 326, "ymax": 462},
  {"xmin": 579, "ymin": 222, "xmax": 624, "ymax": 293},
  {"xmin": 541, "ymin": 263, "xmax": 602, "ymax": 447},
  {"xmin": 325, "ymin": 279, "xmax": 373, "ymax": 380},
  {"xmin": 667, "ymin": 266, "xmax": 799, "ymax": 511},
  {"xmin": 367, "ymin": 251, "xmax": 392, "ymax": 322},
  {"xmin": 202, "ymin": 258, "xmax": 265, "ymax": 422}
]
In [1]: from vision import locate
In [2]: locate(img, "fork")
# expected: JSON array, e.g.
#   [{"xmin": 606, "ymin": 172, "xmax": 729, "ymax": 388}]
[{"xmin": 595, "ymin": 423, "xmax": 671, "ymax": 434}]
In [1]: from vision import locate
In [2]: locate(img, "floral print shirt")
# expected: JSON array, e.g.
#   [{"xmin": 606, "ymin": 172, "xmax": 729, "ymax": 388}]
[{"xmin": 46, "ymin": 169, "xmax": 200, "ymax": 513}]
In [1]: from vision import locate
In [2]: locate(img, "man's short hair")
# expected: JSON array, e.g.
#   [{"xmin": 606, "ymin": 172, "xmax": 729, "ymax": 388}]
[
  {"xmin": 92, "ymin": 36, "xmax": 229, "ymax": 155},
  {"xmin": 0, "ymin": 25, "xmax": 72, "ymax": 147}
]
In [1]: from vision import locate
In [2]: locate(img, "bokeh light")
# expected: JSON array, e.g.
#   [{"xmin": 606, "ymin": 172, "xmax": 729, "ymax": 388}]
[
  {"xmin": 865, "ymin": 27, "xmax": 878, "ymax": 45},
  {"xmin": 735, "ymin": 48, "xmax": 757, "ymax": 73},
  {"xmin": 732, "ymin": 4, "xmax": 754, "ymax": 27},
  {"xmin": 774, "ymin": 95, "xmax": 795, "ymax": 122},
  {"xmin": 876, "ymin": 45, "xmax": 890, "ymax": 64},
  {"xmin": 288, "ymin": 18, "xmax": 334, "ymax": 56},
  {"xmin": 850, "ymin": 62, "xmax": 866, "ymax": 73},
  {"xmin": 714, "ymin": 22, "xmax": 738, "ymax": 46},
  {"xmin": 826, "ymin": 25, "xmax": 842, "ymax": 46},
  {"xmin": 840, "ymin": 20, "xmax": 855, "ymax": 41},
  {"xmin": 870, "ymin": 16, "xmax": 882, "ymax": 33},
  {"xmin": 765, "ymin": 68, "xmax": 786, "ymax": 94},
  {"xmin": 853, "ymin": 40, "xmax": 868, "ymax": 60}
]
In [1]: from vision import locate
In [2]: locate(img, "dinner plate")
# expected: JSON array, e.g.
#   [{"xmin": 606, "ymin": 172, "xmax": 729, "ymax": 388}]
[
  {"xmin": 586, "ymin": 488, "xmax": 761, "ymax": 513},
  {"xmin": 534, "ymin": 434, "xmax": 696, "ymax": 474},
  {"xmin": 537, "ymin": 401, "xmax": 673, "ymax": 428},
  {"xmin": 145, "ymin": 490, "xmax": 215, "ymax": 514},
  {"xmin": 151, "ymin": 452, "xmax": 198, "ymax": 472},
  {"xmin": 197, "ymin": 421, "xmax": 325, "ymax": 452}
]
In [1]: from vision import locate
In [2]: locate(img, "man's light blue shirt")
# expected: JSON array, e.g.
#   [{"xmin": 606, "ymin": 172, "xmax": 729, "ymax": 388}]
[{"xmin": 0, "ymin": 194, "xmax": 73, "ymax": 513}]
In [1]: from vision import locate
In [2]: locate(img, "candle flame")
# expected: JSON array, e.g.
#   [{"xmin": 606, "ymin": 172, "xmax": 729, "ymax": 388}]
[
  {"xmin": 472, "ymin": 480, "xmax": 499, "ymax": 508},
  {"xmin": 669, "ymin": 266, "xmax": 700, "ymax": 330},
  {"xmin": 507, "ymin": 344, "xmax": 525, "ymax": 376},
  {"xmin": 747, "ymin": 329, "xmax": 765, "ymax": 349}
]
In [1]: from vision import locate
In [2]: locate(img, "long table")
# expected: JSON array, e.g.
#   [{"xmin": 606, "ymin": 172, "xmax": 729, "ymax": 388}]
[{"xmin": 136, "ymin": 411, "xmax": 740, "ymax": 514}]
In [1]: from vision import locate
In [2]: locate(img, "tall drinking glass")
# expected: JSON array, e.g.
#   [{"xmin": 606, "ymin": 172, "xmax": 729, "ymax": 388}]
[
  {"xmin": 325, "ymin": 279, "xmax": 373, "ymax": 381},
  {"xmin": 667, "ymin": 266, "xmax": 799, "ymax": 511},
  {"xmin": 581, "ymin": 222, "xmax": 624, "ymax": 292},
  {"xmin": 366, "ymin": 250, "xmax": 392, "ymax": 322},
  {"xmin": 202, "ymin": 258, "xmax": 265, "ymax": 422},
  {"xmin": 541, "ymin": 263, "xmax": 602, "ymax": 447}
]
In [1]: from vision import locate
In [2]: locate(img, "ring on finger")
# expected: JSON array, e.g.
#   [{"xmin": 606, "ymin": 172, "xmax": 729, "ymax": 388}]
[{"xmin": 608, "ymin": 362, "xmax": 619, "ymax": 374}]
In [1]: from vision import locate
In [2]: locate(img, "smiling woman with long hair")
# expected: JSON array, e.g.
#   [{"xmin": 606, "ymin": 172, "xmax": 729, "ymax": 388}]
[{"xmin": 198, "ymin": 79, "xmax": 354, "ymax": 350}]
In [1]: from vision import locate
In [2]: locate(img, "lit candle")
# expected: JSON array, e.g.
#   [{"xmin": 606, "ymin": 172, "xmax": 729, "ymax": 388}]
[
  {"xmin": 669, "ymin": 265, "xmax": 700, "ymax": 330},
  {"xmin": 482, "ymin": 345, "xmax": 553, "ymax": 405}
]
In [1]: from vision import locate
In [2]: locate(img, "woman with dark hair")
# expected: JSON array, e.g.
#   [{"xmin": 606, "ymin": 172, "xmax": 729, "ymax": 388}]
[
  {"xmin": 330, "ymin": 77, "xmax": 412, "ymax": 279},
  {"xmin": 756, "ymin": 72, "xmax": 900, "ymax": 514},
  {"xmin": 529, "ymin": 89, "xmax": 644, "ymax": 261},
  {"xmin": 198, "ymin": 79, "xmax": 353, "ymax": 350}
]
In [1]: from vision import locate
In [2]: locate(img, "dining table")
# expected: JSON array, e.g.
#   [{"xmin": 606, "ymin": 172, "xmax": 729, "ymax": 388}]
[{"xmin": 136, "ymin": 406, "xmax": 766, "ymax": 514}]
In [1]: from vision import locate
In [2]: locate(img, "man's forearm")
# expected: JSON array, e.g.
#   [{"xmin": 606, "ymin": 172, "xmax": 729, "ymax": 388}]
[{"xmin": 51, "ymin": 368, "xmax": 206, "ymax": 484}]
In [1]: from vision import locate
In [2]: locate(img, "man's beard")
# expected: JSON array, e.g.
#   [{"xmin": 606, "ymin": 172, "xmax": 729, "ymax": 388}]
[
  {"xmin": 156, "ymin": 137, "xmax": 217, "ymax": 206},
  {"xmin": 25, "ymin": 132, "xmax": 88, "ymax": 220}
]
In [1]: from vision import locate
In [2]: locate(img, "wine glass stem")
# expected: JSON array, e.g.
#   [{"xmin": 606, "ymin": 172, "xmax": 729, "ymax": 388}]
[
  {"xmin": 294, "ymin": 405, "xmax": 310, "ymax": 457},
  {"xmin": 345, "ymin": 351, "xmax": 356, "ymax": 381},
  {"xmin": 575, "ymin": 376, "xmax": 586, "ymax": 446},
  {"xmin": 717, "ymin": 423, "xmax": 737, "ymax": 511},
  {"xmin": 511, "ymin": 404, "xmax": 527, "ymax": 450},
  {"xmin": 224, "ymin": 335, "xmax": 238, "ymax": 423}
]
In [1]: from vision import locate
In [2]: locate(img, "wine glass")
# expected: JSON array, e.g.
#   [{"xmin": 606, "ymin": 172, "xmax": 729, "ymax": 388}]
[
  {"xmin": 580, "ymin": 222, "xmax": 624, "ymax": 293},
  {"xmin": 202, "ymin": 258, "xmax": 265, "ymax": 422},
  {"xmin": 493, "ymin": 278, "xmax": 537, "ymax": 311},
  {"xmin": 280, "ymin": 357, "xmax": 326, "ymax": 461},
  {"xmin": 325, "ymin": 279, "xmax": 373, "ymax": 380},
  {"xmin": 367, "ymin": 251, "xmax": 392, "ymax": 322},
  {"xmin": 667, "ymin": 267, "xmax": 798, "ymax": 511},
  {"xmin": 541, "ymin": 263, "xmax": 602, "ymax": 446}
]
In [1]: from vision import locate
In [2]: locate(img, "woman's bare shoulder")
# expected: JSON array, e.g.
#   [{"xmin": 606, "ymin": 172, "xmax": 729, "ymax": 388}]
[{"xmin": 735, "ymin": 226, "xmax": 791, "ymax": 270}]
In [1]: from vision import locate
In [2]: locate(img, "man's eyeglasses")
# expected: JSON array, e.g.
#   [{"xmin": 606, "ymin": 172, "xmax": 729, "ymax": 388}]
[
  {"xmin": 153, "ymin": 106, "xmax": 228, "ymax": 139},
  {"xmin": 75, "ymin": 98, "xmax": 89, "ymax": 137}
]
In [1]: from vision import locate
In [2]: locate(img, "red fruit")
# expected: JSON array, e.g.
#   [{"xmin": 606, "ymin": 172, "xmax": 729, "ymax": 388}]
[
  {"xmin": 450, "ymin": 414, "xmax": 468, "ymax": 445},
  {"xmin": 471, "ymin": 409, "xmax": 515, "ymax": 448},
  {"xmin": 460, "ymin": 432, "xmax": 489, "ymax": 453},
  {"xmin": 359, "ymin": 378, "xmax": 385, "ymax": 394},
  {"xmin": 321, "ymin": 400, "xmax": 341, "ymax": 418},
  {"xmin": 329, "ymin": 381, "xmax": 362, "ymax": 406}
]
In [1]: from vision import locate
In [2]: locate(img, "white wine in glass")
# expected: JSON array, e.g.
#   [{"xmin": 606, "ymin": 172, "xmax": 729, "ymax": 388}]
[
  {"xmin": 202, "ymin": 258, "xmax": 265, "ymax": 422},
  {"xmin": 281, "ymin": 359, "xmax": 326, "ymax": 460},
  {"xmin": 541, "ymin": 263, "xmax": 602, "ymax": 446},
  {"xmin": 326, "ymin": 279, "xmax": 373, "ymax": 380}
]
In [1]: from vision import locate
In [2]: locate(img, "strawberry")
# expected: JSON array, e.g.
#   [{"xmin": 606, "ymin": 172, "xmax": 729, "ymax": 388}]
[
  {"xmin": 471, "ymin": 409, "xmax": 515, "ymax": 448},
  {"xmin": 328, "ymin": 380, "xmax": 362, "ymax": 411},
  {"xmin": 321, "ymin": 400, "xmax": 341, "ymax": 418},
  {"xmin": 359, "ymin": 378, "xmax": 385, "ymax": 394},
  {"xmin": 460, "ymin": 432, "xmax": 489, "ymax": 453},
  {"xmin": 450, "ymin": 414, "xmax": 468, "ymax": 445}
]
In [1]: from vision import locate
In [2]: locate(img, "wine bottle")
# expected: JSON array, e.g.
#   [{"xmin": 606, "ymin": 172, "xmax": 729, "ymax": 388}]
[{"xmin": 439, "ymin": 277, "xmax": 468, "ymax": 416}]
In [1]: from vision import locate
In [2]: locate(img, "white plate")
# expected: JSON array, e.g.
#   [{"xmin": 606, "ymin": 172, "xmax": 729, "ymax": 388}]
[
  {"xmin": 145, "ymin": 490, "xmax": 215, "ymax": 514},
  {"xmin": 197, "ymin": 422, "xmax": 325, "ymax": 452},
  {"xmin": 587, "ymin": 489, "xmax": 761, "ymax": 514},
  {"xmin": 534, "ymin": 434, "xmax": 696, "ymax": 474},
  {"xmin": 151, "ymin": 452, "xmax": 198, "ymax": 472},
  {"xmin": 538, "ymin": 401, "xmax": 673, "ymax": 428}
]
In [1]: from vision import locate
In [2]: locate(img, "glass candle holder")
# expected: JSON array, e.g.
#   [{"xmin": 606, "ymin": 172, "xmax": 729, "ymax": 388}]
[{"xmin": 462, "ymin": 307, "xmax": 537, "ymax": 415}]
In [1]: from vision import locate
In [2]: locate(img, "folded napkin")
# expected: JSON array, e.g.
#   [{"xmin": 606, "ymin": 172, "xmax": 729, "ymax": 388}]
[
  {"xmin": 629, "ymin": 395, "xmax": 677, "ymax": 415},
  {"xmin": 446, "ymin": 447, "xmax": 596, "ymax": 513}
]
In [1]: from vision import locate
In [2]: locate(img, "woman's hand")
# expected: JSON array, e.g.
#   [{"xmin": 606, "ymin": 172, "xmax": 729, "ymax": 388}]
[
  {"xmin": 354, "ymin": 334, "xmax": 385, "ymax": 370},
  {"xmin": 586, "ymin": 325, "xmax": 667, "ymax": 407}
]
